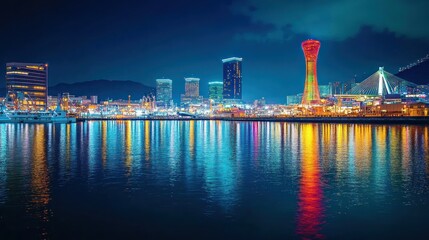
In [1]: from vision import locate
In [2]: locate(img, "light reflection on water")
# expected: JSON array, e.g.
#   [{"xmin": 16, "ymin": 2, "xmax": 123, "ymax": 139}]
[{"xmin": 0, "ymin": 121, "xmax": 428, "ymax": 239}]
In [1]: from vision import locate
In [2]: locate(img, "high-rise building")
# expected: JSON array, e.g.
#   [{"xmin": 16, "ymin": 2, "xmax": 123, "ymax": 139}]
[
  {"xmin": 341, "ymin": 78, "xmax": 356, "ymax": 94},
  {"xmin": 208, "ymin": 81, "xmax": 223, "ymax": 102},
  {"xmin": 90, "ymin": 95, "xmax": 98, "ymax": 104},
  {"xmin": 181, "ymin": 78, "xmax": 202, "ymax": 106},
  {"xmin": 184, "ymin": 78, "xmax": 199, "ymax": 97},
  {"xmin": 156, "ymin": 79, "xmax": 173, "ymax": 106},
  {"xmin": 329, "ymin": 81, "xmax": 341, "ymax": 95},
  {"xmin": 319, "ymin": 85, "xmax": 332, "ymax": 97},
  {"xmin": 222, "ymin": 57, "xmax": 242, "ymax": 100},
  {"xmin": 6, "ymin": 62, "xmax": 48, "ymax": 110},
  {"xmin": 301, "ymin": 40, "xmax": 321, "ymax": 105},
  {"xmin": 287, "ymin": 94, "xmax": 303, "ymax": 105}
]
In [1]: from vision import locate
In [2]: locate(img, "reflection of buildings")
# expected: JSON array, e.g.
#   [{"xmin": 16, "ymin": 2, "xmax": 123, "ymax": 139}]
[
  {"xmin": 125, "ymin": 121, "xmax": 132, "ymax": 174},
  {"xmin": 301, "ymin": 40, "xmax": 321, "ymax": 105},
  {"xmin": 203, "ymin": 121, "xmax": 238, "ymax": 212},
  {"xmin": 31, "ymin": 125, "xmax": 51, "ymax": 238},
  {"xmin": 297, "ymin": 124, "xmax": 324, "ymax": 239},
  {"xmin": 144, "ymin": 120, "xmax": 151, "ymax": 161},
  {"xmin": 6, "ymin": 62, "xmax": 48, "ymax": 110}
]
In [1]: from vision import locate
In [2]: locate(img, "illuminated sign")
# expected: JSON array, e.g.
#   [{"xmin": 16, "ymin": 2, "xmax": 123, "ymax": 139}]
[{"xmin": 406, "ymin": 94, "xmax": 426, "ymax": 98}]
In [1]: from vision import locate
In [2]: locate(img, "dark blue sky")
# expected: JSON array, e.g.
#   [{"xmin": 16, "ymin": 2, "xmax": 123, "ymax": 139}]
[{"xmin": 1, "ymin": 0, "xmax": 428, "ymax": 103}]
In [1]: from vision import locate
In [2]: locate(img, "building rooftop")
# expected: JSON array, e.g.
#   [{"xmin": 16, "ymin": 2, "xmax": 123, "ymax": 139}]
[
  {"xmin": 222, "ymin": 57, "xmax": 243, "ymax": 63},
  {"xmin": 185, "ymin": 77, "xmax": 200, "ymax": 81},
  {"xmin": 156, "ymin": 79, "xmax": 172, "ymax": 83},
  {"xmin": 6, "ymin": 62, "xmax": 48, "ymax": 67}
]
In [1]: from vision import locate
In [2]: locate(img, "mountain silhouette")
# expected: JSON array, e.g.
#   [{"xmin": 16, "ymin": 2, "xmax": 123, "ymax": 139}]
[{"xmin": 49, "ymin": 80, "xmax": 155, "ymax": 100}]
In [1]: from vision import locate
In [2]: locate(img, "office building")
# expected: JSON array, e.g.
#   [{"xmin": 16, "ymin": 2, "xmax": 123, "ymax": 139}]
[
  {"xmin": 223, "ymin": 57, "xmax": 242, "ymax": 100},
  {"xmin": 156, "ymin": 79, "xmax": 173, "ymax": 107},
  {"xmin": 184, "ymin": 78, "xmax": 199, "ymax": 97},
  {"xmin": 319, "ymin": 85, "xmax": 332, "ymax": 97},
  {"xmin": 208, "ymin": 81, "xmax": 223, "ymax": 102},
  {"xmin": 287, "ymin": 94, "xmax": 303, "ymax": 105},
  {"xmin": 181, "ymin": 78, "xmax": 203, "ymax": 106},
  {"xmin": 6, "ymin": 62, "xmax": 48, "ymax": 110},
  {"xmin": 90, "ymin": 95, "xmax": 98, "ymax": 104}
]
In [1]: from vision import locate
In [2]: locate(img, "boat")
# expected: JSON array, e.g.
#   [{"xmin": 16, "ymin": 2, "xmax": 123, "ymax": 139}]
[
  {"xmin": 0, "ymin": 106, "xmax": 10, "ymax": 123},
  {"xmin": 52, "ymin": 107, "xmax": 77, "ymax": 123},
  {"xmin": 0, "ymin": 104, "xmax": 76, "ymax": 124}
]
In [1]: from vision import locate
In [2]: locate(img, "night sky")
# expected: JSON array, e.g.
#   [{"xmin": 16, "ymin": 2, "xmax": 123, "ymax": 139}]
[{"xmin": 1, "ymin": 0, "xmax": 428, "ymax": 103}]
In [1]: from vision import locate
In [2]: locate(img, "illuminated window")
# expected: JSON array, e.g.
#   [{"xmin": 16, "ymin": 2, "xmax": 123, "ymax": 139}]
[
  {"xmin": 6, "ymin": 71, "xmax": 29, "ymax": 75},
  {"xmin": 26, "ymin": 66, "xmax": 45, "ymax": 70},
  {"xmin": 11, "ymin": 85, "xmax": 29, "ymax": 89},
  {"xmin": 33, "ymin": 86, "xmax": 46, "ymax": 90}
]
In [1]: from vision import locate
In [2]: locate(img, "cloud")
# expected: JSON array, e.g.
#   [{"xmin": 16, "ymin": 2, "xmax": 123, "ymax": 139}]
[{"xmin": 230, "ymin": 0, "xmax": 429, "ymax": 41}]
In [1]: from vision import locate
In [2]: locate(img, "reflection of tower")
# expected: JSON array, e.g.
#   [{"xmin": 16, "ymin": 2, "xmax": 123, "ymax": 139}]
[
  {"xmin": 301, "ymin": 40, "xmax": 321, "ymax": 105},
  {"xmin": 297, "ymin": 124, "xmax": 324, "ymax": 239}
]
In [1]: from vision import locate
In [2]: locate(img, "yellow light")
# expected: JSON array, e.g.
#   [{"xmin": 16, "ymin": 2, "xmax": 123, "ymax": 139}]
[
  {"xmin": 6, "ymin": 71, "xmax": 29, "ymax": 75},
  {"xmin": 26, "ymin": 65, "xmax": 45, "ymax": 70},
  {"xmin": 11, "ymin": 85, "xmax": 29, "ymax": 88},
  {"xmin": 33, "ymin": 86, "xmax": 46, "ymax": 90}
]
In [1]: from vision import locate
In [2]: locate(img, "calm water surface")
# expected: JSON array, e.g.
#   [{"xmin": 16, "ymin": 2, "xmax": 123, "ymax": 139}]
[{"xmin": 0, "ymin": 121, "xmax": 428, "ymax": 239}]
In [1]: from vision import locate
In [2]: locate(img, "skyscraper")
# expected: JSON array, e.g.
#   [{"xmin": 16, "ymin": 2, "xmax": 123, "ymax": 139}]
[
  {"xmin": 181, "ymin": 78, "xmax": 202, "ymax": 106},
  {"xmin": 156, "ymin": 79, "xmax": 173, "ymax": 106},
  {"xmin": 318, "ymin": 85, "xmax": 332, "ymax": 97},
  {"xmin": 184, "ymin": 78, "xmax": 200, "ymax": 97},
  {"xmin": 222, "ymin": 57, "xmax": 242, "ymax": 100},
  {"xmin": 301, "ymin": 40, "xmax": 321, "ymax": 105},
  {"xmin": 6, "ymin": 62, "xmax": 48, "ymax": 110},
  {"xmin": 208, "ymin": 81, "xmax": 223, "ymax": 102}
]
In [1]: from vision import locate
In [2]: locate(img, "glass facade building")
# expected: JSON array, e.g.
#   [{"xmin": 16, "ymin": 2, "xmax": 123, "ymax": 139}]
[
  {"xmin": 6, "ymin": 62, "xmax": 48, "ymax": 110},
  {"xmin": 181, "ymin": 78, "xmax": 202, "ymax": 106},
  {"xmin": 222, "ymin": 57, "xmax": 242, "ymax": 100},
  {"xmin": 156, "ymin": 79, "xmax": 173, "ymax": 106},
  {"xmin": 319, "ymin": 85, "xmax": 332, "ymax": 97},
  {"xmin": 287, "ymin": 94, "xmax": 303, "ymax": 105},
  {"xmin": 184, "ymin": 78, "xmax": 200, "ymax": 97},
  {"xmin": 208, "ymin": 81, "xmax": 223, "ymax": 102}
]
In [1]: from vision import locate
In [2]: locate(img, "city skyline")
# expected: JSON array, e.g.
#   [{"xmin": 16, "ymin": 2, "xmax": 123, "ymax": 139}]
[
  {"xmin": 1, "ymin": 1, "xmax": 429, "ymax": 239},
  {"xmin": 1, "ymin": 0, "xmax": 428, "ymax": 103}
]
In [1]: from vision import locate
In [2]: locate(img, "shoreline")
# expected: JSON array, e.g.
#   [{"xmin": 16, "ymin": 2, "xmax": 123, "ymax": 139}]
[{"xmin": 78, "ymin": 116, "xmax": 429, "ymax": 124}]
